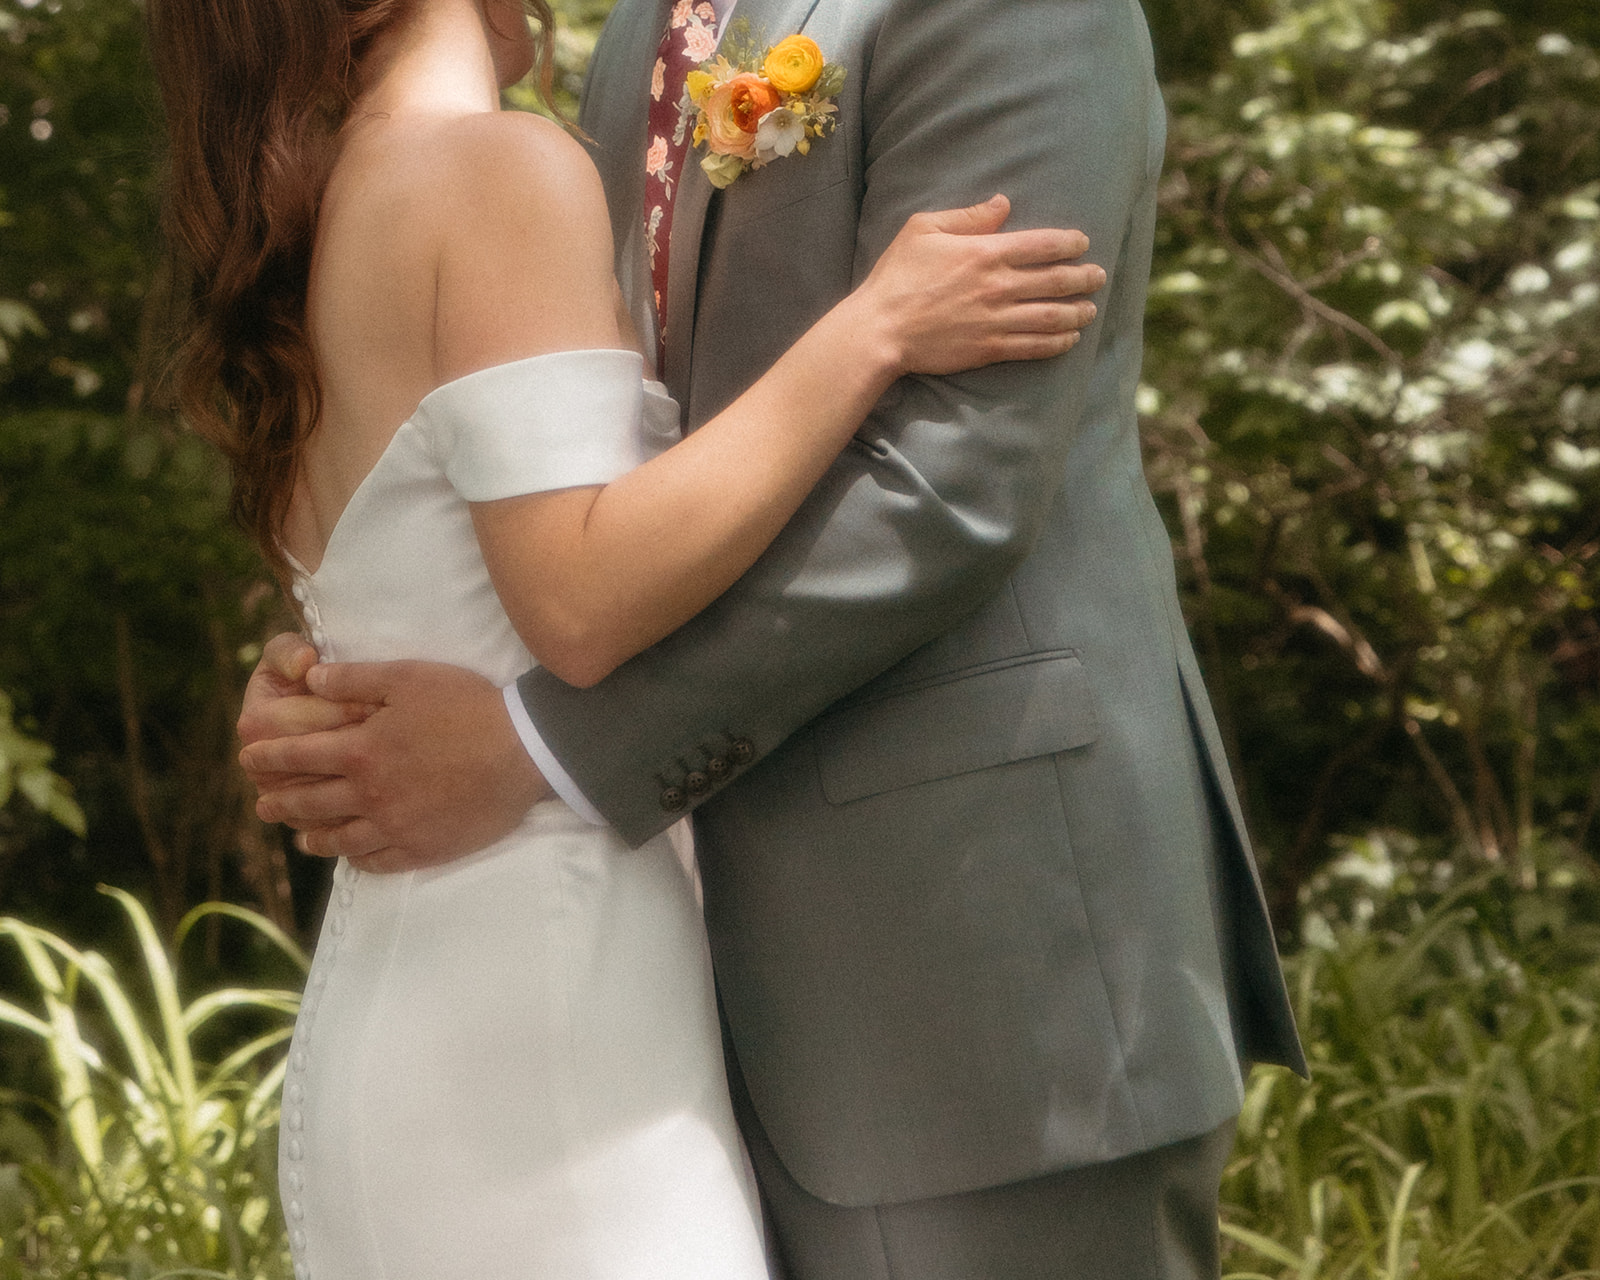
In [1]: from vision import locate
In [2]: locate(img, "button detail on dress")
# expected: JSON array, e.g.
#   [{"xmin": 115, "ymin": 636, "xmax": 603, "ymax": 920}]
[{"xmin": 283, "ymin": 852, "xmax": 357, "ymax": 1273}]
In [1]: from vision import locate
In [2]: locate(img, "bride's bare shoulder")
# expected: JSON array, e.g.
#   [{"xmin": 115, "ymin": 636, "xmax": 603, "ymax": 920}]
[
  {"xmin": 431, "ymin": 111, "xmax": 610, "ymax": 246},
  {"xmin": 424, "ymin": 112, "xmax": 623, "ymax": 376}
]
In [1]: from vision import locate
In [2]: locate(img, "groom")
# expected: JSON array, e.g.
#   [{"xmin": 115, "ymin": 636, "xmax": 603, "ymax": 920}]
[{"xmin": 242, "ymin": 0, "xmax": 1306, "ymax": 1273}]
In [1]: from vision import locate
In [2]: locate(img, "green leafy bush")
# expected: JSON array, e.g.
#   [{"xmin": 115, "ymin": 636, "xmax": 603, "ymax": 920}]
[
  {"xmin": 1141, "ymin": 0, "xmax": 1600, "ymax": 925},
  {"xmin": 0, "ymin": 690, "xmax": 84, "ymax": 840},
  {"xmin": 0, "ymin": 891, "xmax": 304, "ymax": 1279},
  {"xmin": 1223, "ymin": 847, "xmax": 1600, "ymax": 1279}
]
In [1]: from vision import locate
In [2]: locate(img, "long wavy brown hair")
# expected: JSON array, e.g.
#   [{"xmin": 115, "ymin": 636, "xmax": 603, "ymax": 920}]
[{"xmin": 146, "ymin": 0, "xmax": 558, "ymax": 576}]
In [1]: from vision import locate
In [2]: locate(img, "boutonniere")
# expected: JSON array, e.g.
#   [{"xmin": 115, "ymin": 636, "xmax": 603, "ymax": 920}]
[{"xmin": 685, "ymin": 20, "xmax": 846, "ymax": 190}]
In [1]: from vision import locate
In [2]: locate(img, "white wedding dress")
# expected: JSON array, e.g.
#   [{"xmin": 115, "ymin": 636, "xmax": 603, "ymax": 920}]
[{"xmin": 278, "ymin": 349, "xmax": 772, "ymax": 1280}]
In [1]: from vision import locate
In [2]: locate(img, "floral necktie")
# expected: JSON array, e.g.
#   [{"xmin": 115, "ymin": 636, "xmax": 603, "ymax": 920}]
[{"xmin": 643, "ymin": 0, "xmax": 721, "ymax": 373}]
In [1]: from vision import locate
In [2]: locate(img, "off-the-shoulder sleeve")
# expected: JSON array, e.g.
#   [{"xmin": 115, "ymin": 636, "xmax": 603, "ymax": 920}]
[{"xmin": 413, "ymin": 349, "xmax": 680, "ymax": 501}]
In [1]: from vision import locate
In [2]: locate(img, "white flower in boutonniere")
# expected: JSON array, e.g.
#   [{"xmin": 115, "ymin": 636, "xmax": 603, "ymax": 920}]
[
  {"xmin": 686, "ymin": 22, "xmax": 846, "ymax": 190},
  {"xmin": 754, "ymin": 106, "xmax": 806, "ymax": 163}
]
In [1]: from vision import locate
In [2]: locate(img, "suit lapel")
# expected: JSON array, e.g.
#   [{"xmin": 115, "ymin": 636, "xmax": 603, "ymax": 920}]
[{"xmin": 661, "ymin": 0, "xmax": 825, "ymax": 404}]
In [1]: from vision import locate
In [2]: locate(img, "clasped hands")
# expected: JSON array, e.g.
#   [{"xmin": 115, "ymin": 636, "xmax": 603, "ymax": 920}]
[{"xmin": 237, "ymin": 634, "xmax": 549, "ymax": 872}]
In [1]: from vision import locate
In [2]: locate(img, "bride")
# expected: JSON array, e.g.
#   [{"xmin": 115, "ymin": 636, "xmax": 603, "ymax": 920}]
[{"xmin": 145, "ymin": 0, "xmax": 1100, "ymax": 1274}]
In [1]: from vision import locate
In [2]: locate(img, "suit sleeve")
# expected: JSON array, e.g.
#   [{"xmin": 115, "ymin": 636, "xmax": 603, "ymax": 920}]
[{"xmin": 517, "ymin": 0, "xmax": 1167, "ymax": 845}]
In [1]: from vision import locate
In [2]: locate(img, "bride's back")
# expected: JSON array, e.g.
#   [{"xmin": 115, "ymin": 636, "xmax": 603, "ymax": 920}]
[
  {"xmin": 291, "ymin": 123, "xmax": 445, "ymax": 568},
  {"xmin": 146, "ymin": 0, "xmax": 618, "ymax": 574},
  {"xmin": 289, "ymin": 101, "xmax": 622, "ymax": 571}
]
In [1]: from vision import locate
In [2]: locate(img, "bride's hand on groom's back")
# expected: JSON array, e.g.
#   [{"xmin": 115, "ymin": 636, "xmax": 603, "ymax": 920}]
[{"xmin": 238, "ymin": 639, "xmax": 550, "ymax": 872}]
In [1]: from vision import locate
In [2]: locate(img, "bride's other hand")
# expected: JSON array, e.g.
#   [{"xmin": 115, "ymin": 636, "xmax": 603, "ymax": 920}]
[{"xmin": 855, "ymin": 194, "xmax": 1104, "ymax": 377}]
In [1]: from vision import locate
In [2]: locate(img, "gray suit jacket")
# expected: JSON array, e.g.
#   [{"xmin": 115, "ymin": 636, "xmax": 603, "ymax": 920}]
[{"xmin": 517, "ymin": 0, "xmax": 1306, "ymax": 1208}]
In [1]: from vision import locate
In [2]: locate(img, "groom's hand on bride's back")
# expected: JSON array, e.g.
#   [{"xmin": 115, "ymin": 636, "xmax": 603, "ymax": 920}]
[
  {"xmin": 238, "ymin": 636, "xmax": 549, "ymax": 872},
  {"xmin": 237, "ymin": 634, "xmax": 362, "ymax": 780}
]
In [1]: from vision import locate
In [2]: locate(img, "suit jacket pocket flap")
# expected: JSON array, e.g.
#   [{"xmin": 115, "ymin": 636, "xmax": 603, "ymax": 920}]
[{"xmin": 814, "ymin": 654, "xmax": 1099, "ymax": 805}]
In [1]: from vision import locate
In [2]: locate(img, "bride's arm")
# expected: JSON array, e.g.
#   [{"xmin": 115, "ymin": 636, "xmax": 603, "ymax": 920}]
[{"xmin": 436, "ymin": 114, "xmax": 1099, "ymax": 688}]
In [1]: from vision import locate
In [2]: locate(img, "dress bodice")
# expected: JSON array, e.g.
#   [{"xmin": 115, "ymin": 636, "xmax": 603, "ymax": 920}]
[{"xmin": 285, "ymin": 349, "xmax": 681, "ymax": 686}]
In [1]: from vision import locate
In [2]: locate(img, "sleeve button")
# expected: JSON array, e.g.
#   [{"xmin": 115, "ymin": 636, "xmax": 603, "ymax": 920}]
[
  {"xmin": 729, "ymin": 738, "xmax": 755, "ymax": 766},
  {"xmin": 685, "ymin": 770, "xmax": 710, "ymax": 796},
  {"xmin": 659, "ymin": 786, "xmax": 687, "ymax": 812},
  {"xmin": 705, "ymin": 755, "xmax": 729, "ymax": 780}
]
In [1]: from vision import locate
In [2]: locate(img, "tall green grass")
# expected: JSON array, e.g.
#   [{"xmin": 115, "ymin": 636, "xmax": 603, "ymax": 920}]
[
  {"xmin": 1, "ymin": 853, "xmax": 1595, "ymax": 1278},
  {"xmin": 1222, "ymin": 844, "xmax": 1600, "ymax": 1280},
  {"xmin": 0, "ymin": 889, "xmax": 303, "ymax": 1279}
]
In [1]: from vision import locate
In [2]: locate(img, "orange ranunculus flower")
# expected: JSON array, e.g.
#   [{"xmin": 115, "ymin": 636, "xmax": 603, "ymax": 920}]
[
  {"xmin": 703, "ymin": 73, "xmax": 779, "ymax": 158},
  {"xmin": 762, "ymin": 35, "xmax": 825, "ymax": 94},
  {"xmin": 727, "ymin": 74, "xmax": 781, "ymax": 133}
]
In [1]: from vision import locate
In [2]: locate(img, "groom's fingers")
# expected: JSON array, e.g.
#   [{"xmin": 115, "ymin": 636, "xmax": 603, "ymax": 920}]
[
  {"xmin": 348, "ymin": 841, "xmax": 449, "ymax": 873},
  {"xmin": 255, "ymin": 774, "xmax": 362, "ymax": 826},
  {"xmin": 260, "ymin": 631, "xmax": 320, "ymax": 683},
  {"xmin": 241, "ymin": 693, "xmax": 368, "ymax": 746},
  {"xmin": 241, "ymin": 727, "xmax": 363, "ymax": 782},
  {"xmin": 304, "ymin": 659, "xmax": 418, "ymax": 705},
  {"xmin": 237, "ymin": 633, "xmax": 326, "ymax": 749},
  {"xmin": 298, "ymin": 820, "xmax": 388, "ymax": 862},
  {"xmin": 298, "ymin": 823, "xmax": 465, "ymax": 871}
]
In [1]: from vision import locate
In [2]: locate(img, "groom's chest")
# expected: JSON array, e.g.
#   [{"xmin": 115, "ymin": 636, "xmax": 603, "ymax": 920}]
[
  {"xmin": 585, "ymin": 0, "xmax": 868, "ymax": 245},
  {"xmin": 585, "ymin": 0, "xmax": 876, "ymax": 416}
]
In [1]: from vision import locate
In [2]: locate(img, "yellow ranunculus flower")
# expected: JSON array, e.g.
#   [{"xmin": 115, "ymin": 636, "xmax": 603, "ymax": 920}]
[
  {"xmin": 762, "ymin": 35, "xmax": 825, "ymax": 95},
  {"xmin": 686, "ymin": 70, "xmax": 716, "ymax": 105}
]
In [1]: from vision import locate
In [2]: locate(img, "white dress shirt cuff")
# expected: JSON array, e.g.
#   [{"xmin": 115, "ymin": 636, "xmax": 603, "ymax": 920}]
[{"xmin": 502, "ymin": 682, "xmax": 608, "ymax": 826}]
